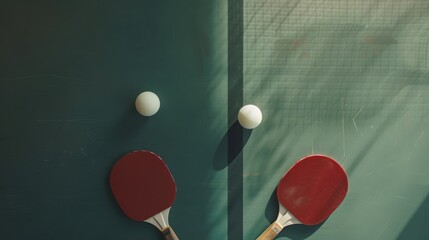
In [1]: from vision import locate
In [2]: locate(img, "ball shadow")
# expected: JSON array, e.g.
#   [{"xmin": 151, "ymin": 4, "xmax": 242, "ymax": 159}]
[
  {"xmin": 110, "ymin": 102, "xmax": 153, "ymax": 142},
  {"xmin": 212, "ymin": 121, "xmax": 252, "ymax": 170}
]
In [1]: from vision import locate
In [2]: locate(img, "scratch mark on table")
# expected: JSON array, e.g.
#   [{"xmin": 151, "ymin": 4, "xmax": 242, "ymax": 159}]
[
  {"xmin": 395, "ymin": 195, "xmax": 408, "ymax": 200},
  {"xmin": 273, "ymin": 117, "xmax": 281, "ymax": 139},
  {"xmin": 376, "ymin": 219, "xmax": 393, "ymax": 240},
  {"xmin": 37, "ymin": 119, "xmax": 102, "ymax": 123},
  {"xmin": 311, "ymin": 139, "xmax": 314, "ymax": 154},
  {"xmin": 12, "ymin": 74, "xmax": 86, "ymax": 83},
  {"xmin": 342, "ymin": 97, "xmax": 346, "ymax": 158},
  {"xmin": 414, "ymin": 131, "xmax": 425, "ymax": 146},
  {"xmin": 353, "ymin": 105, "xmax": 365, "ymax": 134},
  {"xmin": 372, "ymin": 161, "xmax": 407, "ymax": 174}
]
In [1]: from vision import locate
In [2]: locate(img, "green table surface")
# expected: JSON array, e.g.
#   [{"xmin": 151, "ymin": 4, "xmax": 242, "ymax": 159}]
[{"xmin": 1, "ymin": 1, "xmax": 429, "ymax": 239}]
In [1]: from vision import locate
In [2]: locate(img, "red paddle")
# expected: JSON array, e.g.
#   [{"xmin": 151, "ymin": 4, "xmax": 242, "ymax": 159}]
[
  {"xmin": 110, "ymin": 150, "xmax": 179, "ymax": 240},
  {"xmin": 257, "ymin": 154, "xmax": 348, "ymax": 240}
]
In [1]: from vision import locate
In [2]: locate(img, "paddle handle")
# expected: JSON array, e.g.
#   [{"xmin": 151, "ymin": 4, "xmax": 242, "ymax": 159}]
[
  {"xmin": 162, "ymin": 226, "xmax": 179, "ymax": 240},
  {"xmin": 256, "ymin": 222, "xmax": 283, "ymax": 240}
]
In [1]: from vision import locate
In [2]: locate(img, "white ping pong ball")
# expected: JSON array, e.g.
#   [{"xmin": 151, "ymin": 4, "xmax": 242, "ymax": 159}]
[
  {"xmin": 238, "ymin": 104, "xmax": 262, "ymax": 129},
  {"xmin": 135, "ymin": 91, "xmax": 160, "ymax": 116}
]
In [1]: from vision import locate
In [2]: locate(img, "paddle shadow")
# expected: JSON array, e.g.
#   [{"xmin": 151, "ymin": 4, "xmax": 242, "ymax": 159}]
[
  {"xmin": 397, "ymin": 194, "xmax": 429, "ymax": 240},
  {"xmin": 264, "ymin": 189, "xmax": 324, "ymax": 239},
  {"xmin": 212, "ymin": 121, "xmax": 252, "ymax": 170}
]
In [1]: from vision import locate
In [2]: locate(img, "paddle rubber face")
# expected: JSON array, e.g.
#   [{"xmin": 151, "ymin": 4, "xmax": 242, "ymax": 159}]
[
  {"xmin": 277, "ymin": 155, "xmax": 348, "ymax": 225},
  {"xmin": 110, "ymin": 150, "xmax": 176, "ymax": 221}
]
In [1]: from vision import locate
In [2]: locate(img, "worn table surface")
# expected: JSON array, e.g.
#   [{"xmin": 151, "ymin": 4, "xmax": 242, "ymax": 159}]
[{"xmin": 1, "ymin": 0, "xmax": 429, "ymax": 239}]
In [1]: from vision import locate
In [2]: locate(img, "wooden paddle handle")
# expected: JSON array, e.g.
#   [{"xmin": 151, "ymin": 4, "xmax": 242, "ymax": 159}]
[
  {"xmin": 162, "ymin": 226, "xmax": 179, "ymax": 240},
  {"xmin": 256, "ymin": 222, "xmax": 283, "ymax": 240}
]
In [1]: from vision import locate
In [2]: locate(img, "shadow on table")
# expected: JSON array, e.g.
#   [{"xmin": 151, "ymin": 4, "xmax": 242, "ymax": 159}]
[
  {"xmin": 212, "ymin": 121, "xmax": 252, "ymax": 170},
  {"xmin": 397, "ymin": 193, "xmax": 429, "ymax": 240}
]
